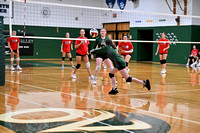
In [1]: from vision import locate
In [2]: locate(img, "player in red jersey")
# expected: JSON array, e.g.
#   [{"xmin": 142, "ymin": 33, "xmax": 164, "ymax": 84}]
[
  {"xmin": 155, "ymin": 32, "xmax": 170, "ymax": 74},
  {"xmin": 72, "ymin": 29, "xmax": 93, "ymax": 80},
  {"xmin": 186, "ymin": 45, "xmax": 199, "ymax": 67},
  {"xmin": 118, "ymin": 35, "xmax": 133, "ymax": 72},
  {"xmin": 7, "ymin": 31, "xmax": 22, "ymax": 71},
  {"xmin": 61, "ymin": 33, "xmax": 75, "ymax": 70}
]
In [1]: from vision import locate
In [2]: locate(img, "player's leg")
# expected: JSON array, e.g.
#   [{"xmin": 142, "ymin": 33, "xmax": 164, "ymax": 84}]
[
  {"xmin": 61, "ymin": 52, "xmax": 66, "ymax": 70},
  {"xmin": 67, "ymin": 53, "xmax": 75, "ymax": 69},
  {"xmin": 124, "ymin": 55, "xmax": 131, "ymax": 71},
  {"xmin": 83, "ymin": 55, "xmax": 93, "ymax": 80},
  {"xmin": 15, "ymin": 51, "xmax": 22, "ymax": 70},
  {"xmin": 104, "ymin": 58, "xmax": 113, "ymax": 72},
  {"xmin": 108, "ymin": 68, "xmax": 119, "ymax": 94},
  {"xmin": 10, "ymin": 51, "xmax": 15, "ymax": 71},
  {"xmin": 119, "ymin": 69, "xmax": 151, "ymax": 90},
  {"xmin": 92, "ymin": 57, "xmax": 103, "ymax": 84},
  {"xmin": 159, "ymin": 54, "xmax": 165, "ymax": 73},
  {"xmin": 162, "ymin": 54, "xmax": 168, "ymax": 73},
  {"xmin": 72, "ymin": 55, "xmax": 81, "ymax": 79}
]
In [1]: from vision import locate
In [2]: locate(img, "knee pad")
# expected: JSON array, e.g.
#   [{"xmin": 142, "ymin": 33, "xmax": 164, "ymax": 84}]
[
  {"xmin": 95, "ymin": 66, "xmax": 101, "ymax": 71},
  {"xmin": 126, "ymin": 77, "xmax": 132, "ymax": 82},
  {"xmin": 62, "ymin": 57, "xmax": 65, "ymax": 61},
  {"xmin": 163, "ymin": 60, "xmax": 166, "ymax": 64},
  {"xmin": 160, "ymin": 60, "xmax": 164, "ymax": 64},
  {"xmin": 86, "ymin": 62, "xmax": 90, "ymax": 68},
  {"xmin": 11, "ymin": 58, "xmax": 14, "ymax": 61},
  {"xmin": 69, "ymin": 58, "xmax": 72, "ymax": 61},
  {"xmin": 16, "ymin": 58, "xmax": 20, "ymax": 61},
  {"xmin": 76, "ymin": 64, "xmax": 81, "ymax": 69},
  {"xmin": 109, "ymin": 73, "xmax": 114, "ymax": 78},
  {"xmin": 126, "ymin": 62, "xmax": 128, "ymax": 67}
]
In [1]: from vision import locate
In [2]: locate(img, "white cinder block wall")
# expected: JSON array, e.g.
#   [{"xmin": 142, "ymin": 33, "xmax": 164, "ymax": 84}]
[{"xmin": 3, "ymin": 0, "xmax": 200, "ymax": 28}]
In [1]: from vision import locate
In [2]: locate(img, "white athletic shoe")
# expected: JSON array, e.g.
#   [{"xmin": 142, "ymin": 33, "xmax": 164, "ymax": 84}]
[
  {"xmin": 16, "ymin": 66, "xmax": 22, "ymax": 70},
  {"xmin": 72, "ymin": 66, "xmax": 75, "ymax": 69},
  {"xmin": 92, "ymin": 80, "xmax": 97, "ymax": 85},
  {"xmin": 10, "ymin": 66, "xmax": 15, "ymax": 71},
  {"xmin": 161, "ymin": 69, "xmax": 166, "ymax": 74},
  {"xmin": 72, "ymin": 74, "xmax": 76, "ymax": 79},
  {"xmin": 190, "ymin": 63, "xmax": 196, "ymax": 67},
  {"xmin": 104, "ymin": 65, "xmax": 107, "ymax": 70},
  {"xmin": 61, "ymin": 66, "xmax": 64, "ymax": 70},
  {"xmin": 89, "ymin": 75, "xmax": 94, "ymax": 80}
]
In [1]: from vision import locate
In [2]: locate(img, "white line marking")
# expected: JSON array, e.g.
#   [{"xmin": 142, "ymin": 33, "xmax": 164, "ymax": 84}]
[
  {"xmin": 0, "ymin": 91, "xmax": 134, "ymax": 133},
  {"xmin": 5, "ymin": 80, "xmax": 200, "ymax": 125}
]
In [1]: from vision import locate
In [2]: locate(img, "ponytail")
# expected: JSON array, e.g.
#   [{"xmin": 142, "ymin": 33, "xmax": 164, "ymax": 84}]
[{"xmin": 105, "ymin": 39, "xmax": 116, "ymax": 49}]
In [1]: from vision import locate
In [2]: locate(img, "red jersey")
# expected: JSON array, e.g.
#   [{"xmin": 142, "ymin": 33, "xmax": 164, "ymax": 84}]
[
  {"xmin": 75, "ymin": 37, "xmax": 90, "ymax": 55},
  {"xmin": 191, "ymin": 49, "xmax": 199, "ymax": 56},
  {"xmin": 158, "ymin": 38, "xmax": 170, "ymax": 54},
  {"xmin": 118, "ymin": 41, "xmax": 133, "ymax": 55},
  {"xmin": 62, "ymin": 39, "xmax": 73, "ymax": 53},
  {"xmin": 7, "ymin": 37, "xmax": 20, "ymax": 50}
]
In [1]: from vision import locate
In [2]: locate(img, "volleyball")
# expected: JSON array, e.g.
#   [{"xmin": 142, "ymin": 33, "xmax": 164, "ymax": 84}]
[{"xmin": 90, "ymin": 28, "xmax": 98, "ymax": 38}]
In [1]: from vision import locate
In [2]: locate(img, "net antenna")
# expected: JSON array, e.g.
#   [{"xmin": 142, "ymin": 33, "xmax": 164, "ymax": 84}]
[
  {"xmin": 9, "ymin": 0, "xmax": 12, "ymax": 36},
  {"xmin": 23, "ymin": 0, "xmax": 27, "ymax": 37}
]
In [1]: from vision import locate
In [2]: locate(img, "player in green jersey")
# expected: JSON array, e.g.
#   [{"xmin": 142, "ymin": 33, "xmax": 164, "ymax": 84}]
[
  {"xmin": 91, "ymin": 28, "xmax": 114, "ymax": 85},
  {"xmin": 90, "ymin": 39, "xmax": 151, "ymax": 94}
]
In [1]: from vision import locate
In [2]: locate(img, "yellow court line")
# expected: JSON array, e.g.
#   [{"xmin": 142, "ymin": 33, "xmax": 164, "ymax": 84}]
[{"xmin": 5, "ymin": 80, "xmax": 200, "ymax": 125}]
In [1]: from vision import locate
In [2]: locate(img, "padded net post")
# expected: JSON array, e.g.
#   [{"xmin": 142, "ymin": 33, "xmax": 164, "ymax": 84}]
[{"xmin": 0, "ymin": 16, "xmax": 5, "ymax": 86}]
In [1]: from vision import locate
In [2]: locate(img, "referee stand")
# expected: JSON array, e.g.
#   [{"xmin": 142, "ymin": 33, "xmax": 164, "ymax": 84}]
[{"xmin": 0, "ymin": 16, "xmax": 5, "ymax": 86}]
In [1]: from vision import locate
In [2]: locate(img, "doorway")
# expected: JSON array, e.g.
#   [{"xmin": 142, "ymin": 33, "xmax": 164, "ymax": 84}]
[{"xmin": 137, "ymin": 30, "xmax": 153, "ymax": 61}]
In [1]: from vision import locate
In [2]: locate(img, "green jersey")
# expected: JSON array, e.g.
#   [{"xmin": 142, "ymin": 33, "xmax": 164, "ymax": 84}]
[
  {"xmin": 93, "ymin": 36, "xmax": 110, "ymax": 49},
  {"xmin": 90, "ymin": 45, "xmax": 126, "ymax": 69}
]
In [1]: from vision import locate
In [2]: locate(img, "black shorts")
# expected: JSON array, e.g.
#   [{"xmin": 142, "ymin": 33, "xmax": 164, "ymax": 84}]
[
  {"xmin": 11, "ymin": 50, "xmax": 17, "ymax": 53},
  {"xmin": 96, "ymin": 54, "xmax": 108, "ymax": 61},
  {"xmin": 159, "ymin": 53, "xmax": 168, "ymax": 55},
  {"xmin": 76, "ymin": 53, "xmax": 87, "ymax": 56},
  {"xmin": 121, "ymin": 54, "xmax": 131, "ymax": 57},
  {"xmin": 117, "ymin": 66, "xmax": 126, "ymax": 70}
]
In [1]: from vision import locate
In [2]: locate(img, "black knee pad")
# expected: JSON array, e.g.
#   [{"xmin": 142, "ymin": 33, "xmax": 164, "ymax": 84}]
[
  {"xmin": 109, "ymin": 73, "xmax": 114, "ymax": 78},
  {"xmin": 126, "ymin": 77, "xmax": 132, "ymax": 82},
  {"xmin": 62, "ymin": 57, "xmax": 65, "ymax": 61},
  {"xmin": 160, "ymin": 60, "xmax": 164, "ymax": 64},
  {"xmin": 69, "ymin": 58, "xmax": 72, "ymax": 61},
  {"xmin": 76, "ymin": 64, "xmax": 81, "ymax": 69},
  {"xmin": 163, "ymin": 60, "xmax": 166, "ymax": 64},
  {"xmin": 126, "ymin": 62, "xmax": 128, "ymax": 67}
]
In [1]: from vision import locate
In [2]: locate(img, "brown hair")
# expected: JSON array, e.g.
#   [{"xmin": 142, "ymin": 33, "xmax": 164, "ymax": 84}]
[{"xmin": 105, "ymin": 39, "xmax": 116, "ymax": 49}]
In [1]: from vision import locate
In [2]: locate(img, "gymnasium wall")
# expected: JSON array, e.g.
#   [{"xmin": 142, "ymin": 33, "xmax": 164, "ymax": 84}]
[
  {"xmin": 4, "ymin": 25, "xmax": 94, "ymax": 59},
  {"xmin": 130, "ymin": 25, "xmax": 200, "ymax": 64},
  {"xmin": 3, "ymin": 0, "xmax": 195, "ymax": 28}
]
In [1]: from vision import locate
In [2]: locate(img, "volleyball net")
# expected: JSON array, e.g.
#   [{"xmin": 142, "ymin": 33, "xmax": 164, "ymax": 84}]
[{"xmin": 4, "ymin": 0, "xmax": 199, "ymax": 45}]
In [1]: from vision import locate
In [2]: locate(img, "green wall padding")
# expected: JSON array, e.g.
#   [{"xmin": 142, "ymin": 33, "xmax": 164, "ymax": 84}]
[{"xmin": 0, "ymin": 16, "xmax": 5, "ymax": 86}]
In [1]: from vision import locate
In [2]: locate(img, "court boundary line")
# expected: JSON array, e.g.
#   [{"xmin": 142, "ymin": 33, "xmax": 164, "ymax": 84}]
[
  {"xmin": 0, "ymin": 91, "xmax": 135, "ymax": 133},
  {"xmin": 5, "ymin": 80, "xmax": 200, "ymax": 125}
]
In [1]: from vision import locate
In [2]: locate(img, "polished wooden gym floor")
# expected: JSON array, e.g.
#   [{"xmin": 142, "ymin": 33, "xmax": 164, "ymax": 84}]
[{"xmin": 0, "ymin": 60, "xmax": 199, "ymax": 133}]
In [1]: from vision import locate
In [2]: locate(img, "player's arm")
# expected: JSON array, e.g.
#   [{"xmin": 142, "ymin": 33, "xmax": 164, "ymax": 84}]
[
  {"xmin": 71, "ymin": 41, "xmax": 73, "ymax": 50},
  {"xmin": 90, "ymin": 47, "xmax": 106, "ymax": 55},
  {"xmin": 124, "ymin": 49, "xmax": 133, "ymax": 54},
  {"xmin": 61, "ymin": 43, "xmax": 63, "ymax": 52},
  {"xmin": 17, "ymin": 42, "xmax": 20, "ymax": 53},
  {"xmin": 164, "ymin": 43, "xmax": 170, "ymax": 51},
  {"xmin": 155, "ymin": 44, "xmax": 160, "ymax": 55},
  {"xmin": 75, "ymin": 41, "xmax": 83, "ymax": 49},
  {"xmin": 8, "ymin": 42, "xmax": 13, "ymax": 52}
]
